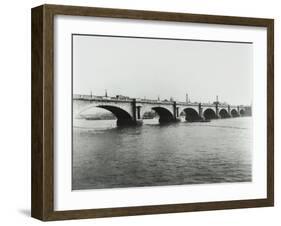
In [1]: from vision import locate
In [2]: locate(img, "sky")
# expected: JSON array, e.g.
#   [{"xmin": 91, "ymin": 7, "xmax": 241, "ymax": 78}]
[{"xmin": 73, "ymin": 34, "xmax": 253, "ymax": 105}]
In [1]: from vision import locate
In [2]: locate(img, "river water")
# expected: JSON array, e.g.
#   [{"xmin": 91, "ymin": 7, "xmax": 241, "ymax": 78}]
[{"xmin": 72, "ymin": 117, "xmax": 252, "ymax": 190}]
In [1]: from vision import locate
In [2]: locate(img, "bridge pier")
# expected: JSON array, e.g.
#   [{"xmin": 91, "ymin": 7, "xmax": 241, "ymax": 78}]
[
  {"xmin": 215, "ymin": 103, "xmax": 220, "ymax": 118},
  {"xmin": 172, "ymin": 102, "xmax": 181, "ymax": 123},
  {"xmin": 121, "ymin": 98, "xmax": 143, "ymax": 126},
  {"xmin": 228, "ymin": 105, "xmax": 231, "ymax": 116},
  {"xmin": 198, "ymin": 103, "xmax": 203, "ymax": 119}
]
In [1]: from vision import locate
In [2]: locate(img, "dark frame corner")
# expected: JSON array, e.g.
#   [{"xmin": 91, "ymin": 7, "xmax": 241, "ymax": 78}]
[{"xmin": 31, "ymin": 4, "xmax": 274, "ymax": 221}]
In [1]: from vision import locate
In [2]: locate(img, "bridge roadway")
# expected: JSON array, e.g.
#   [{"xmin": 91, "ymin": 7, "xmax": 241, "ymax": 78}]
[{"xmin": 73, "ymin": 94, "xmax": 251, "ymax": 126}]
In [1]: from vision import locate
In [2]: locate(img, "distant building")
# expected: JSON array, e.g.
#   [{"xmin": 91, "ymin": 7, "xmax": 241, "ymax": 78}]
[{"xmin": 143, "ymin": 111, "xmax": 156, "ymax": 119}]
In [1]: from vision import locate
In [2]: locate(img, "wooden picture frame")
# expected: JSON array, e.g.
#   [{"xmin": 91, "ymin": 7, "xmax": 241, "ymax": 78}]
[{"xmin": 31, "ymin": 4, "xmax": 274, "ymax": 221}]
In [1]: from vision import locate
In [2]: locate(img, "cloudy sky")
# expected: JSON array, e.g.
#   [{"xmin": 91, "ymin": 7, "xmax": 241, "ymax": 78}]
[{"xmin": 73, "ymin": 34, "xmax": 253, "ymax": 105}]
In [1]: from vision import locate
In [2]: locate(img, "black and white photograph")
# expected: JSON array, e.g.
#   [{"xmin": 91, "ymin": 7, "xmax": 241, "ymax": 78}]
[
  {"xmin": 72, "ymin": 34, "xmax": 253, "ymax": 190},
  {"xmin": 29, "ymin": 3, "xmax": 274, "ymax": 221}
]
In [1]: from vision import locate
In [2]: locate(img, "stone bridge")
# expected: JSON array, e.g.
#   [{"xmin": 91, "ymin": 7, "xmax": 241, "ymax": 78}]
[{"xmin": 73, "ymin": 94, "xmax": 251, "ymax": 126}]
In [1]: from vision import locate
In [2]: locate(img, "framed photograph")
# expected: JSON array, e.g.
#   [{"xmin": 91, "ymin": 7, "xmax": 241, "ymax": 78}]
[{"xmin": 31, "ymin": 4, "xmax": 274, "ymax": 221}]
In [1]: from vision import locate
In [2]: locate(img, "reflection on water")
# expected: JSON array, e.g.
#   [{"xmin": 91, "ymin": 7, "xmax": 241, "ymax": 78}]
[{"xmin": 72, "ymin": 118, "xmax": 252, "ymax": 190}]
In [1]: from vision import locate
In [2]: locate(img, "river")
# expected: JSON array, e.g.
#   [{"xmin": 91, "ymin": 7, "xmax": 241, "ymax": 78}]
[{"xmin": 72, "ymin": 117, "xmax": 252, "ymax": 190}]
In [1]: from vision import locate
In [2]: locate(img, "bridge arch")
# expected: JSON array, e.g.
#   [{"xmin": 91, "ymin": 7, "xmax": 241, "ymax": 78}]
[
  {"xmin": 219, "ymin": 109, "xmax": 230, "ymax": 118},
  {"xmin": 74, "ymin": 101, "xmax": 136, "ymax": 126},
  {"xmin": 97, "ymin": 105, "xmax": 135, "ymax": 126},
  {"xmin": 183, "ymin": 108, "xmax": 201, "ymax": 122},
  {"xmin": 203, "ymin": 108, "xmax": 217, "ymax": 120},
  {"xmin": 240, "ymin": 109, "xmax": 245, "ymax": 116},
  {"xmin": 152, "ymin": 107, "xmax": 174, "ymax": 123},
  {"xmin": 231, "ymin": 109, "xmax": 239, "ymax": 117}
]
